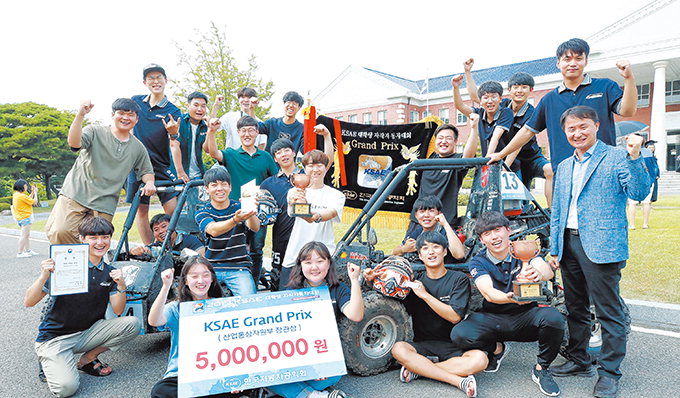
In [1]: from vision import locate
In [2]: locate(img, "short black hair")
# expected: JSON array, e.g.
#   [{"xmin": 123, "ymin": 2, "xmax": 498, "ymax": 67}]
[
  {"xmin": 478, "ymin": 81, "xmax": 504, "ymax": 97},
  {"xmin": 237, "ymin": 87, "xmax": 257, "ymax": 98},
  {"xmin": 111, "ymin": 98, "xmax": 141, "ymax": 115},
  {"xmin": 78, "ymin": 216, "xmax": 115, "ymax": 237},
  {"xmin": 434, "ymin": 123, "xmax": 459, "ymax": 141},
  {"xmin": 559, "ymin": 105, "xmax": 599, "ymax": 129},
  {"xmin": 150, "ymin": 213, "xmax": 171, "ymax": 229},
  {"xmin": 413, "ymin": 195, "xmax": 443, "ymax": 212},
  {"xmin": 203, "ymin": 166, "xmax": 231, "ymax": 187},
  {"xmin": 474, "ymin": 211, "xmax": 510, "ymax": 236},
  {"xmin": 13, "ymin": 179, "xmax": 28, "ymax": 192},
  {"xmin": 188, "ymin": 91, "xmax": 208, "ymax": 104},
  {"xmin": 416, "ymin": 230, "xmax": 449, "ymax": 251},
  {"xmin": 556, "ymin": 38, "xmax": 590, "ymax": 59},
  {"xmin": 236, "ymin": 115, "xmax": 258, "ymax": 130},
  {"xmin": 283, "ymin": 91, "xmax": 304, "ymax": 107},
  {"xmin": 507, "ymin": 72, "xmax": 535, "ymax": 89},
  {"xmin": 270, "ymin": 138, "xmax": 295, "ymax": 155}
]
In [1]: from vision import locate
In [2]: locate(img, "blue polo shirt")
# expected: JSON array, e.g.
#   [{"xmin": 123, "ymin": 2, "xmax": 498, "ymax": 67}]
[
  {"xmin": 260, "ymin": 171, "xmax": 296, "ymax": 261},
  {"xmin": 500, "ymin": 99, "xmax": 542, "ymax": 160},
  {"xmin": 195, "ymin": 201, "xmax": 251, "ymax": 270},
  {"xmin": 473, "ymin": 106, "xmax": 516, "ymax": 170},
  {"xmin": 525, "ymin": 74, "xmax": 623, "ymax": 170},
  {"xmin": 259, "ymin": 118, "xmax": 304, "ymax": 154},
  {"xmin": 131, "ymin": 95, "xmax": 182, "ymax": 172},
  {"xmin": 175, "ymin": 113, "xmax": 208, "ymax": 179},
  {"xmin": 218, "ymin": 147, "xmax": 278, "ymax": 200}
]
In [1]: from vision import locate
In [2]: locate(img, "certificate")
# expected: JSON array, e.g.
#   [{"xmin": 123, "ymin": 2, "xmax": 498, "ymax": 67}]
[{"xmin": 49, "ymin": 244, "xmax": 89, "ymax": 296}]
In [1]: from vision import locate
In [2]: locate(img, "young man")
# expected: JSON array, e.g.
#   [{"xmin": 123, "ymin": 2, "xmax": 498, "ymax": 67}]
[
  {"xmin": 488, "ymin": 38, "xmax": 637, "ymax": 172},
  {"xmin": 627, "ymin": 139, "xmax": 660, "ymax": 230},
  {"xmin": 195, "ymin": 166, "xmax": 261, "ymax": 296},
  {"xmin": 450, "ymin": 211, "xmax": 564, "ymax": 397},
  {"xmin": 45, "ymin": 99, "xmax": 155, "ymax": 245},
  {"xmin": 260, "ymin": 126, "xmax": 334, "ymax": 290},
  {"xmin": 127, "ymin": 63, "xmax": 182, "ymax": 245},
  {"xmin": 129, "ymin": 213, "xmax": 205, "ymax": 257},
  {"xmin": 205, "ymin": 115, "xmax": 278, "ymax": 285},
  {"xmin": 258, "ymin": 91, "xmax": 305, "ymax": 154},
  {"xmin": 549, "ymin": 106, "xmax": 650, "ymax": 398},
  {"xmin": 170, "ymin": 91, "xmax": 210, "ymax": 182},
  {"xmin": 463, "ymin": 59, "xmax": 554, "ymax": 205},
  {"xmin": 25, "ymin": 217, "xmax": 140, "ymax": 397},
  {"xmin": 393, "ymin": 195, "xmax": 465, "ymax": 263},
  {"xmin": 212, "ymin": 87, "xmax": 267, "ymax": 150},
  {"xmin": 280, "ymin": 149, "xmax": 346, "ymax": 288},
  {"xmin": 387, "ymin": 231, "xmax": 487, "ymax": 397}
]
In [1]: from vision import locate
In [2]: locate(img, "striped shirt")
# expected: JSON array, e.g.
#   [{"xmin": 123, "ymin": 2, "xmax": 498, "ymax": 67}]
[{"xmin": 195, "ymin": 201, "xmax": 251, "ymax": 270}]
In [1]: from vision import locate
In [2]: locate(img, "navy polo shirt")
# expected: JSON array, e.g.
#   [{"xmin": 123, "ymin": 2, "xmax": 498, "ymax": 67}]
[
  {"xmin": 195, "ymin": 201, "xmax": 251, "ymax": 270},
  {"xmin": 259, "ymin": 118, "xmax": 304, "ymax": 154},
  {"xmin": 468, "ymin": 248, "xmax": 536, "ymax": 314},
  {"xmin": 218, "ymin": 147, "xmax": 278, "ymax": 200},
  {"xmin": 131, "ymin": 95, "xmax": 182, "ymax": 171},
  {"xmin": 473, "ymin": 106, "xmax": 517, "ymax": 170},
  {"xmin": 500, "ymin": 99, "xmax": 542, "ymax": 160},
  {"xmin": 260, "ymin": 171, "xmax": 295, "ymax": 256},
  {"xmin": 525, "ymin": 74, "xmax": 623, "ymax": 170},
  {"xmin": 175, "ymin": 113, "xmax": 208, "ymax": 178}
]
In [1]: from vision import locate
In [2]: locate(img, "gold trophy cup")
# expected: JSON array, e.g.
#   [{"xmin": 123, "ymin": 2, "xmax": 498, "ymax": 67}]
[
  {"xmin": 510, "ymin": 239, "xmax": 546, "ymax": 302},
  {"xmin": 290, "ymin": 173, "xmax": 312, "ymax": 217}
]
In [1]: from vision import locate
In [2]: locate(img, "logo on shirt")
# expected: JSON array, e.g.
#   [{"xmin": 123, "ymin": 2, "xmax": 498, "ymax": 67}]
[
  {"xmin": 100, "ymin": 281, "xmax": 112, "ymax": 287},
  {"xmin": 439, "ymin": 295, "xmax": 451, "ymax": 303},
  {"xmin": 585, "ymin": 93, "xmax": 604, "ymax": 100},
  {"xmin": 470, "ymin": 268, "xmax": 478, "ymax": 278}
]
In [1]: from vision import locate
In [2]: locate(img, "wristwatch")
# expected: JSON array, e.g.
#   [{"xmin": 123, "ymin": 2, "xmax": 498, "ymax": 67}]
[
  {"xmin": 169, "ymin": 133, "xmax": 179, "ymax": 140},
  {"xmin": 314, "ymin": 213, "xmax": 322, "ymax": 223}
]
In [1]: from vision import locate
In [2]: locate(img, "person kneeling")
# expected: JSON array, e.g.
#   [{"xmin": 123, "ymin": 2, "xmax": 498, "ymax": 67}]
[
  {"xmin": 449, "ymin": 211, "xmax": 564, "ymax": 397},
  {"xmin": 386, "ymin": 231, "xmax": 487, "ymax": 397},
  {"xmin": 24, "ymin": 217, "xmax": 140, "ymax": 398}
]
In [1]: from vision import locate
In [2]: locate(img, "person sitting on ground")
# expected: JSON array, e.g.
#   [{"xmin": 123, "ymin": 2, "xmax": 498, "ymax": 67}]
[
  {"xmin": 449, "ymin": 211, "xmax": 564, "ymax": 397},
  {"xmin": 129, "ymin": 213, "xmax": 205, "ymax": 258},
  {"xmin": 24, "ymin": 217, "xmax": 141, "ymax": 398},
  {"xmin": 385, "ymin": 231, "xmax": 487, "ymax": 397},
  {"xmin": 267, "ymin": 241, "xmax": 363, "ymax": 398},
  {"xmin": 12, "ymin": 178, "xmax": 39, "ymax": 257},
  {"xmin": 393, "ymin": 195, "xmax": 465, "ymax": 263}
]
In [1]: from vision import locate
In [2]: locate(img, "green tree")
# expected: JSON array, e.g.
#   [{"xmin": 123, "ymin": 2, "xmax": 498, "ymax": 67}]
[{"xmin": 0, "ymin": 102, "xmax": 77, "ymax": 199}]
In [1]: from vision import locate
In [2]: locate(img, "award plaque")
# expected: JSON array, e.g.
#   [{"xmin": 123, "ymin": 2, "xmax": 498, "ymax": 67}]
[
  {"xmin": 289, "ymin": 173, "xmax": 312, "ymax": 217},
  {"xmin": 510, "ymin": 239, "xmax": 546, "ymax": 302}
]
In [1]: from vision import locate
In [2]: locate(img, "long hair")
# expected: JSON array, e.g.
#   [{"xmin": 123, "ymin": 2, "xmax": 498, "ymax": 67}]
[
  {"xmin": 177, "ymin": 256, "xmax": 224, "ymax": 302},
  {"xmin": 286, "ymin": 241, "xmax": 340, "ymax": 289}
]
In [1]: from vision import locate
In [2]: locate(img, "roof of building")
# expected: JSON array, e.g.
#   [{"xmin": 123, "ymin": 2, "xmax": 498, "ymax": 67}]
[{"xmin": 364, "ymin": 56, "xmax": 560, "ymax": 94}]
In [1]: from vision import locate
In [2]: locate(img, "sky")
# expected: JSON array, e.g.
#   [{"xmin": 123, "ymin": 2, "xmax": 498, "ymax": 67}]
[{"xmin": 0, "ymin": 0, "xmax": 654, "ymax": 123}]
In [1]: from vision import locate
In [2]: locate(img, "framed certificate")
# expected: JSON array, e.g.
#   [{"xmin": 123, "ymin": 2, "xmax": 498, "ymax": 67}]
[{"xmin": 49, "ymin": 244, "xmax": 89, "ymax": 296}]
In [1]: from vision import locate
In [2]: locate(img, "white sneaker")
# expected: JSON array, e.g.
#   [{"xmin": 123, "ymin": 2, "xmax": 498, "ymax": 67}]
[
  {"xmin": 308, "ymin": 391, "xmax": 329, "ymax": 398},
  {"xmin": 17, "ymin": 252, "xmax": 32, "ymax": 258},
  {"xmin": 26, "ymin": 250, "xmax": 39, "ymax": 256}
]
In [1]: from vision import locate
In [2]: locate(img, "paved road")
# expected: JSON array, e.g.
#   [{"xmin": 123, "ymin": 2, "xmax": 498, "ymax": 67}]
[{"xmin": 2, "ymin": 234, "xmax": 679, "ymax": 398}]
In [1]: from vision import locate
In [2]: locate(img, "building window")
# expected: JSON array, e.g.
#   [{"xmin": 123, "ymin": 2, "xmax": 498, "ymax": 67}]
[
  {"xmin": 637, "ymin": 84, "xmax": 650, "ymax": 107},
  {"xmin": 348, "ymin": 114, "xmax": 357, "ymax": 123},
  {"xmin": 378, "ymin": 110, "xmax": 387, "ymax": 125},
  {"xmin": 423, "ymin": 110, "xmax": 432, "ymax": 118},
  {"xmin": 363, "ymin": 112, "xmax": 372, "ymax": 124},
  {"xmin": 409, "ymin": 110, "xmax": 420, "ymax": 123},
  {"xmin": 456, "ymin": 110, "xmax": 468, "ymax": 125},
  {"xmin": 666, "ymin": 80, "xmax": 680, "ymax": 104},
  {"xmin": 439, "ymin": 108, "xmax": 450, "ymax": 123},
  {"xmin": 336, "ymin": 116, "xmax": 343, "ymax": 121}
]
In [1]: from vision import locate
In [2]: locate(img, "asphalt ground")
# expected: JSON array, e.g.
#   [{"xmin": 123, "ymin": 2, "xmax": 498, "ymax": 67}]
[{"xmin": 2, "ymin": 233, "xmax": 679, "ymax": 398}]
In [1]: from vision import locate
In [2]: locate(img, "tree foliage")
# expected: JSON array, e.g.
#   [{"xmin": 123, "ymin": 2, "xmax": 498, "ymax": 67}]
[
  {"xmin": 0, "ymin": 102, "xmax": 77, "ymax": 199},
  {"xmin": 172, "ymin": 22, "xmax": 275, "ymax": 120}
]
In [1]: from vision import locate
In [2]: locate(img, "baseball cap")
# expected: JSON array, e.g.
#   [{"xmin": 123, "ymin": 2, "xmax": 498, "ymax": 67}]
[{"xmin": 143, "ymin": 63, "xmax": 166, "ymax": 79}]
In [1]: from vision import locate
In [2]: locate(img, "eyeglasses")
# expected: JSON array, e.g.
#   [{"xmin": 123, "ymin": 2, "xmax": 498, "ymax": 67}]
[
  {"xmin": 145, "ymin": 74, "xmax": 165, "ymax": 82},
  {"xmin": 239, "ymin": 127, "xmax": 258, "ymax": 134}
]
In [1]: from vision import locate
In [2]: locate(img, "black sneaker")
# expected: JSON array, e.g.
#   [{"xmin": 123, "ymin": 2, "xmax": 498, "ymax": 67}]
[
  {"xmin": 532, "ymin": 367, "xmax": 561, "ymax": 397},
  {"xmin": 484, "ymin": 342, "xmax": 509, "ymax": 373}
]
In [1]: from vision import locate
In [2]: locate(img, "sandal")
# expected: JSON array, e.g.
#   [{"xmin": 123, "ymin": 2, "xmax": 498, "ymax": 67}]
[
  {"xmin": 78, "ymin": 359, "xmax": 113, "ymax": 377},
  {"xmin": 459, "ymin": 375, "xmax": 477, "ymax": 398}
]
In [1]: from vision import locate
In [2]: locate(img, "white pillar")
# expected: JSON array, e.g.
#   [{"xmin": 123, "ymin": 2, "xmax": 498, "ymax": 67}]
[{"xmin": 651, "ymin": 61, "xmax": 668, "ymax": 171}]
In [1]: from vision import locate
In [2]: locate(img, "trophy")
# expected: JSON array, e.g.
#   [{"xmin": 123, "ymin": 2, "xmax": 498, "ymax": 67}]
[
  {"xmin": 510, "ymin": 239, "xmax": 547, "ymax": 302},
  {"xmin": 289, "ymin": 173, "xmax": 312, "ymax": 217}
]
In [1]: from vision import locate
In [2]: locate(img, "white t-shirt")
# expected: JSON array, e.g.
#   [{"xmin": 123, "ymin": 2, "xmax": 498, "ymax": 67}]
[
  {"xmin": 219, "ymin": 111, "xmax": 267, "ymax": 150},
  {"xmin": 282, "ymin": 185, "xmax": 346, "ymax": 268}
]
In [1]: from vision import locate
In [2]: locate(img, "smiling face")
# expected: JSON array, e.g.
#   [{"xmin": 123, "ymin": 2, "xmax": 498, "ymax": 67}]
[
  {"xmin": 508, "ymin": 84, "xmax": 532, "ymax": 104},
  {"xmin": 557, "ymin": 50, "xmax": 587, "ymax": 80},
  {"xmin": 188, "ymin": 98, "xmax": 207, "ymax": 123},
  {"xmin": 80, "ymin": 234, "xmax": 112, "ymax": 262},
  {"xmin": 284, "ymin": 101, "xmax": 300, "ymax": 118},
  {"xmin": 111, "ymin": 110, "xmax": 138, "ymax": 133},
  {"xmin": 185, "ymin": 262, "xmax": 213, "ymax": 300},
  {"xmin": 479, "ymin": 226, "xmax": 511, "ymax": 258},
  {"xmin": 238, "ymin": 125, "xmax": 258, "ymax": 148},
  {"xmin": 415, "ymin": 207, "xmax": 440, "ymax": 230},
  {"xmin": 206, "ymin": 180, "xmax": 232, "ymax": 206},
  {"xmin": 434, "ymin": 128, "xmax": 457, "ymax": 157},
  {"xmin": 300, "ymin": 250, "xmax": 331, "ymax": 287},
  {"xmin": 562, "ymin": 115, "xmax": 599, "ymax": 155},
  {"xmin": 152, "ymin": 220, "xmax": 170, "ymax": 243},
  {"xmin": 418, "ymin": 241, "xmax": 446, "ymax": 268},
  {"xmin": 304, "ymin": 161, "xmax": 327, "ymax": 185},
  {"xmin": 143, "ymin": 72, "xmax": 167, "ymax": 95},
  {"xmin": 274, "ymin": 147, "xmax": 295, "ymax": 169},
  {"xmin": 238, "ymin": 95, "xmax": 257, "ymax": 113},
  {"xmin": 480, "ymin": 92, "xmax": 501, "ymax": 115}
]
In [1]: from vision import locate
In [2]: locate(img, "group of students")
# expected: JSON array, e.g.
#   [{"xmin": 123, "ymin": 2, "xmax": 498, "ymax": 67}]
[{"xmin": 23, "ymin": 36, "xmax": 654, "ymax": 398}]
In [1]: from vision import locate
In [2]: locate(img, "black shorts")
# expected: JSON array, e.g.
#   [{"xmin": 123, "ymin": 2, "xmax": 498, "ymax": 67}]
[
  {"xmin": 518, "ymin": 154, "xmax": 549, "ymax": 187},
  {"xmin": 410, "ymin": 340, "xmax": 464, "ymax": 362},
  {"xmin": 125, "ymin": 169, "xmax": 178, "ymax": 205}
]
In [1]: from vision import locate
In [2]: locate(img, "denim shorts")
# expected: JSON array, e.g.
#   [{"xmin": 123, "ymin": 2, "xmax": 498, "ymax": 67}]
[{"xmin": 17, "ymin": 216, "xmax": 33, "ymax": 227}]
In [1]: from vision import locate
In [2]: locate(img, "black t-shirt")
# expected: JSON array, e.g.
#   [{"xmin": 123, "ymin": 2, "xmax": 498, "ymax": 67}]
[
  {"xmin": 405, "ymin": 269, "xmax": 470, "ymax": 341},
  {"xmin": 416, "ymin": 153, "xmax": 469, "ymax": 225},
  {"xmin": 402, "ymin": 223, "xmax": 458, "ymax": 264}
]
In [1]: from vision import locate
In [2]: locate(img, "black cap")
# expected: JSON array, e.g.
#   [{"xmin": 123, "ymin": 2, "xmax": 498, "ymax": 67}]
[
  {"xmin": 143, "ymin": 63, "xmax": 166, "ymax": 79},
  {"xmin": 644, "ymin": 140, "xmax": 657, "ymax": 147}
]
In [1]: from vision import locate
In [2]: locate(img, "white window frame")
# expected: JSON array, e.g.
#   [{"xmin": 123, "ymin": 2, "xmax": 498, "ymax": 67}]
[
  {"xmin": 439, "ymin": 108, "xmax": 450, "ymax": 123},
  {"xmin": 363, "ymin": 112, "xmax": 372, "ymax": 124},
  {"xmin": 456, "ymin": 110, "xmax": 468, "ymax": 126},
  {"xmin": 637, "ymin": 83, "xmax": 650, "ymax": 107},
  {"xmin": 378, "ymin": 110, "xmax": 387, "ymax": 125}
]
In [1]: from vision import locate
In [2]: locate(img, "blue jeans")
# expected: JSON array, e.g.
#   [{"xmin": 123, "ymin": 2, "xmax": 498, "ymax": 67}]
[
  {"xmin": 214, "ymin": 269, "xmax": 256, "ymax": 296},
  {"xmin": 267, "ymin": 376, "xmax": 342, "ymax": 398},
  {"xmin": 247, "ymin": 226, "xmax": 267, "ymax": 284}
]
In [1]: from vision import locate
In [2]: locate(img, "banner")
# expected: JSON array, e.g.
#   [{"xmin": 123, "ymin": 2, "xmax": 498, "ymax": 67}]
[
  {"xmin": 315, "ymin": 115, "xmax": 437, "ymax": 212},
  {"xmin": 177, "ymin": 287, "xmax": 346, "ymax": 397}
]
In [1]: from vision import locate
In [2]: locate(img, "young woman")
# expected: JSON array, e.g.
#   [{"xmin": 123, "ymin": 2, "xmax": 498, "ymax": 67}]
[
  {"xmin": 149, "ymin": 256, "xmax": 225, "ymax": 398},
  {"xmin": 268, "ymin": 241, "xmax": 364, "ymax": 398},
  {"xmin": 12, "ymin": 179, "xmax": 38, "ymax": 258}
]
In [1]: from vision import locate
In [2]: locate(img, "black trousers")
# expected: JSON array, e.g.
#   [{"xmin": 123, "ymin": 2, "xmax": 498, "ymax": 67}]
[
  {"xmin": 450, "ymin": 306, "xmax": 564, "ymax": 368},
  {"xmin": 150, "ymin": 376, "xmax": 251, "ymax": 398},
  {"xmin": 561, "ymin": 232, "xmax": 627, "ymax": 379}
]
